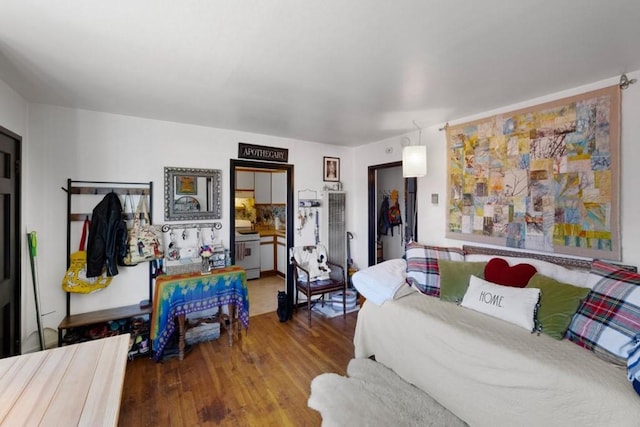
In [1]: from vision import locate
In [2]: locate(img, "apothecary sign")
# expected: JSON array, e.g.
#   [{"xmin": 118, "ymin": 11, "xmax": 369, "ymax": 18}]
[{"xmin": 238, "ymin": 143, "xmax": 288, "ymax": 163}]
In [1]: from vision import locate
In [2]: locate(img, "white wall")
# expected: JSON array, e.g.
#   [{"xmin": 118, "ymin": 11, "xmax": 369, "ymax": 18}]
[
  {"xmin": 0, "ymin": 78, "xmax": 27, "ymax": 135},
  {"xmin": 350, "ymin": 135, "xmax": 407, "ymax": 269},
  {"xmin": 352, "ymin": 71, "xmax": 640, "ymax": 271},
  {"xmin": 20, "ymin": 104, "xmax": 351, "ymax": 351}
]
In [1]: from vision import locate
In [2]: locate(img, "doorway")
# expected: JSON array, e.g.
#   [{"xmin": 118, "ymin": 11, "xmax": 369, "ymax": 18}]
[
  {"xmin": 367, "ymin": 161, "xmax": 417, "ymax": 267},
  {"xmin": 0, "ymin": 126, "xmax": 21, "ymax": 357},
  {"xmin": 229, "ymin": 159, "xmax": 294, "ymax": 315}
]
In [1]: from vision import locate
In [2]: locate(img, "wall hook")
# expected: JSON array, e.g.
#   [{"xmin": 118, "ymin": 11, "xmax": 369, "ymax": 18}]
[{"xmin": 620, "ymin": 73, "xmax": 637, "ymax": 90}]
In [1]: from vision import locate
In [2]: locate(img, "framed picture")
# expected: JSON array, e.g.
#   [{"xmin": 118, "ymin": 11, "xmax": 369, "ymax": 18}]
[
  {"xmin": 176, "ymin": 175, "xmax": 197, "ymax": 195},
  {"xmin": 323, "ymin": 157, "xmax": 340, "ymax": 182}
]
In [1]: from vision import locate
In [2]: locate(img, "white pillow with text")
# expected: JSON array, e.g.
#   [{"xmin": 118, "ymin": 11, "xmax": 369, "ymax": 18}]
[{"xmin": 461, "ymin": 275, "xmax": 540, "ymax": 331}]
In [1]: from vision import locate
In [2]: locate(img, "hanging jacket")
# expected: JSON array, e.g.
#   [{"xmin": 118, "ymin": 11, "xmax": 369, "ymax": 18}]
[
  {"xmin": 87, "ymin": 192, "xmax": 127, "ymax": 277},
  {"xmin": 387, "ymin": 198, "xmax": 402, "ymax": 236},
  {"xmin": 378, "ymin": 196, "xmax": 391, "ymax": 236}
]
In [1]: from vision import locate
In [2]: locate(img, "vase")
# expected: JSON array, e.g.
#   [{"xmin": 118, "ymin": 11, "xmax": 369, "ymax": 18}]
[{"xmin": 201, "ymin": 256, "xmax": 211, "ymax": 274}]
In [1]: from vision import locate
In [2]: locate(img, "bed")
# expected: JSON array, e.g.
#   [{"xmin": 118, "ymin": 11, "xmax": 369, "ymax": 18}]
[{"xmin": 353, "ymin": 245, "xmax": 640, "ymax": 426}]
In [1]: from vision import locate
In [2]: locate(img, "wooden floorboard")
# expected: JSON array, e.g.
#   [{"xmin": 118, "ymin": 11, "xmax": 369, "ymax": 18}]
[{"xmin": 118, "ymin": 308, "xmax": 357, "ymax": 426}]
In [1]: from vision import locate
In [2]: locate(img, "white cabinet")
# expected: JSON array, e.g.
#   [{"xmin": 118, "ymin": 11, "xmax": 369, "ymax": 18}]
[
  {"xmin": 236, "ymin": 171, "xmax": 254, "ymax": 190},
  {"xmin": 276, "ymin": 235, "xmax": 286, "ymax": 275},
  {"xmin": 271, "ymin": 172, "xmax": 287, "ymax": 204},
  {"xmin": 239, "ymin": 171, "xmax": 285, "ymax": 204},
  {"xmin": 260, "ymin": 235, "xmax": 275, "ymax": 272},
  {"xmin": 254, "ymin": 172, "xmax": 272, "ymax": 204}
]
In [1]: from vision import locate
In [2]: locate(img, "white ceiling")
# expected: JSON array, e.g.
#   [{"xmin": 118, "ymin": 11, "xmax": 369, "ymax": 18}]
[{"xmin": 1, "ymin": 1, "xmax": 639, "ymax": 146}]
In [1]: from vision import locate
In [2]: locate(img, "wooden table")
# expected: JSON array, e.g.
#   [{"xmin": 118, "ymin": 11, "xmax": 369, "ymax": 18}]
[
  {"xmin": 0, "ymin": 334, "xmax": 129, "ymax": 426},
  {"xmin": 151, "ymin": 265, "xmax": 250, "ymax": 361}
]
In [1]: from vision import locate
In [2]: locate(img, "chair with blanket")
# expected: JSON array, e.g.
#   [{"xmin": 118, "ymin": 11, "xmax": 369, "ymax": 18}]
[{"xmin": 289, "ymin": 245, "xmax": 346, "ymax": 326}]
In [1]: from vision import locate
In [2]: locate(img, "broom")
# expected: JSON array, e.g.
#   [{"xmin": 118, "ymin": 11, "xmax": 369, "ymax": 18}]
[{"xmin": 27, "ymin": 231, "xmax": 45, "ymax": 351}]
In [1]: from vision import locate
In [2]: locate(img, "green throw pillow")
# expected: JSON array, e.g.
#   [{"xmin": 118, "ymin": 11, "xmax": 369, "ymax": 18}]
[
  {"xmin": 438, "ymin": 260, "xmax": 487, "ymax": 303},
  {"xmin": 526, "ymin": 273, "xmax": 590, "ymax": 340}
]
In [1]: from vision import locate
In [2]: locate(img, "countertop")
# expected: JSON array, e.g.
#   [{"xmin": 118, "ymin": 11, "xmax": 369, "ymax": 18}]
[{"xmin": 255, "ymin": 226, "xmax": 286, "ymax": 238}]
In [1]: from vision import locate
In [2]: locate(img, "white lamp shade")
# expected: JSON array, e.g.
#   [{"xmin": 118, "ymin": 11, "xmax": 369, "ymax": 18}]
[{"xmin": 402, "ymin": 145, "xmax": 427, "ymax": 177}]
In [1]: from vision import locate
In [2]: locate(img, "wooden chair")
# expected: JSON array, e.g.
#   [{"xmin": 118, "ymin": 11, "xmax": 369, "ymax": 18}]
[{"xmin": 289, "ymin": 245, "xmax": 346, "ymax": 326}]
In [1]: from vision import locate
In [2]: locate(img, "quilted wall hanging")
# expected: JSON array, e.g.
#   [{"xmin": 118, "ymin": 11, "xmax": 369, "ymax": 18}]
[{"xmin": 446, "ymin": 85, "xmax": 621, "ymax": 260}]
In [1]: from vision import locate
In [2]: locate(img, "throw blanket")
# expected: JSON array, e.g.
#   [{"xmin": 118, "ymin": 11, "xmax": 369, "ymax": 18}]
[
  {"xmin": 352, "ymin": 258, "xmax": 415, "ymax": 305},
  {"xmin": 355, "ymin": 292, "xmax": 640, "ymax": 426},
  {"xmin": 308, "ymin": 358, "xmax": 467, "ymax": 427},
  {"xmin": 290, "ymin": 245, "xmax": 331, "ymax": 281}
]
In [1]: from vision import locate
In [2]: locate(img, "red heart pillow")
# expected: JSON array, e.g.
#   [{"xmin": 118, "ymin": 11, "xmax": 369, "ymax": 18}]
[{"xmin": 484, "ymin": 258, "xmax": 537, "ymax": 288}]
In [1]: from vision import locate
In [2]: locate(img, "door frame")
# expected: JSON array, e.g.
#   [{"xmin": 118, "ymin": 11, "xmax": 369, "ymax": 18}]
[
  {"xmin": 367, "ymin": 161, "xmax": 417, "ymax": 267},
  {"xmin": 0, "ymin": 125, "xmax": 21, "ymax": 357},
  {"xmin": 229, "ymin": 159, "xmax": 295, "ymax": 306}
]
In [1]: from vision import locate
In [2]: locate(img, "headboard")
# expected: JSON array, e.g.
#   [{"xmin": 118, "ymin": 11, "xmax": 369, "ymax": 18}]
[{"xmin": 462, "ymin": 245, "xmax": 637, "ymax": 273}]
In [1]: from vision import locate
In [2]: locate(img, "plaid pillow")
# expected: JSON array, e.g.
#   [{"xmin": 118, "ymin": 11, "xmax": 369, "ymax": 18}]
[
  {"xmin": 405, "ymin": 242, "xmax": 464, "ymax": 297},
  {"xmin": 566, "ymin": 260, "xmax": 640, "ymax": 362}
]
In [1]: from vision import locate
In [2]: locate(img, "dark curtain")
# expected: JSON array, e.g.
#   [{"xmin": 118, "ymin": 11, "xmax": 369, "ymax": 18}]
[{"xmin": 404, "ymin": 177, "xmax": 417, "ymax": 243}]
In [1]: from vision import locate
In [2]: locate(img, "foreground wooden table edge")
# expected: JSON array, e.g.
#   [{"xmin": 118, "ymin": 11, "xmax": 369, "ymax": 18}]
[{"xmin": 0, "ymin": 334, "xmax": 130, "ymax": 426}]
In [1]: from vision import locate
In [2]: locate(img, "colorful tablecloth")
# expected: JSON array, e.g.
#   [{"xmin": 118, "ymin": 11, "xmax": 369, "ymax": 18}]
[{"xmin": 151, "ymin": 265, "xmax": 249, "ymax": 360}]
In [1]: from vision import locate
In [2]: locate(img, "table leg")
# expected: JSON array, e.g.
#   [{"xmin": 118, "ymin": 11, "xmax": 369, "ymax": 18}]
[
  {"xmin": 227, "ymin": 303, "xmax": 233, "ymax": 347},
  {"xmin": 235, "ymin": 303, "xmax": 242, "ymax": 339},
  {"xmin": 177, "ymin": 315, "xmax": 186, "ymax": 360}
]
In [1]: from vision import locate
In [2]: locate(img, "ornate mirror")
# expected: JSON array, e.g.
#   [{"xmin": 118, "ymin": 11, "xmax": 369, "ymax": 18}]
[{"xmin": 164, "ymin": 167, "xmax": 222, "ymax": 221}]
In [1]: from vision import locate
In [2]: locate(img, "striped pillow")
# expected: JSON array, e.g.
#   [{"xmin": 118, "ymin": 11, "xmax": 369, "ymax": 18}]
[
  {"xmin": 405, "ymin": 243, "xmax": 464, "ymax": 297},
  {"xmin": 567, "ymin": 260, "xmax": 640, "ymax": 363}
]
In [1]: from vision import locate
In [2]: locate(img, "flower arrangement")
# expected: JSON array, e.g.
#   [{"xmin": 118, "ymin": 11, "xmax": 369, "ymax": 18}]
[
  {"xmin": 200, "ymin": 245, "xmax": 213, "ymax": 258},
  {"xmin": 200, "ymin": 245, "xmax": 212, "ymax": 274}
]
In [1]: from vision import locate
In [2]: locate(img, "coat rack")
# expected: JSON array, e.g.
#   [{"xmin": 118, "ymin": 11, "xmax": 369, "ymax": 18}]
[{"xmin": 58, "ymin": 179, "xmax": 153, "ymax": 347}]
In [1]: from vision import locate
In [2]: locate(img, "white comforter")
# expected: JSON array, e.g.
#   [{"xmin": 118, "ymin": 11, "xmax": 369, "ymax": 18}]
[{"xmin": 354, "ymin": 292, "xmax": 640, "ymax": 426}]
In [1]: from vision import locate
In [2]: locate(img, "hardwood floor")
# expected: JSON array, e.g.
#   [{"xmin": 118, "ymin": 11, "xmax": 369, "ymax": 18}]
[
  {"xmin": 119, "ymin": 308, "xmax": 358, "ymax": 426},
  {"xmin": 246, "ymin": 275, "xmax": 285, "ymax": 317}
]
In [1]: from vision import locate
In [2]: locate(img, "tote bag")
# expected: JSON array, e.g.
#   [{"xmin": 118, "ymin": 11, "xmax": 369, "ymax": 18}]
[
  {"xmin": 62, "ymin": 219, "xmax": 112, "ymax": 293},
  {"xmin": 123, "ymin": 195, "xmax": 164, "ymax": 265}
]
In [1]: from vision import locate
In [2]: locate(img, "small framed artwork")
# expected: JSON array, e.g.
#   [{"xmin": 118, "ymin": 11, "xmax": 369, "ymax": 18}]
[
  {"xmin": 176, "ymin": 175, "xmax": 197, "ymax": 195},
  {"xmin": 323, "ymin": 157, "xmax": 340, "ymax": 182}
]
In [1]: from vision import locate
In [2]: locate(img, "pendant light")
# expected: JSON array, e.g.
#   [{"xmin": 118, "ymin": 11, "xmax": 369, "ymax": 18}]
[{"xmin": 402, "ymin": 122, "xmax": 427, "ymax": 178}]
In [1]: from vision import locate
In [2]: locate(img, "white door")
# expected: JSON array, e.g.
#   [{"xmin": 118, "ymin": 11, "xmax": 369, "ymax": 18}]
[
  {"xmin": 276, "ymin": 235, "xmax": 286, "ymax": 275},
  {"xmin": 260, "ymin": 236, "xmax": 275, "ymax": 272},
  {"xmin": 254, "ymin": 172, "xmax": 271, "ymax": 204},
  {"xmin": 271, "ymin": 172, "xmax": 286, "ymax": 204},
  {"xmin": 236, "ymin": 171, "xmax": 254, "ymax": 190}
]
